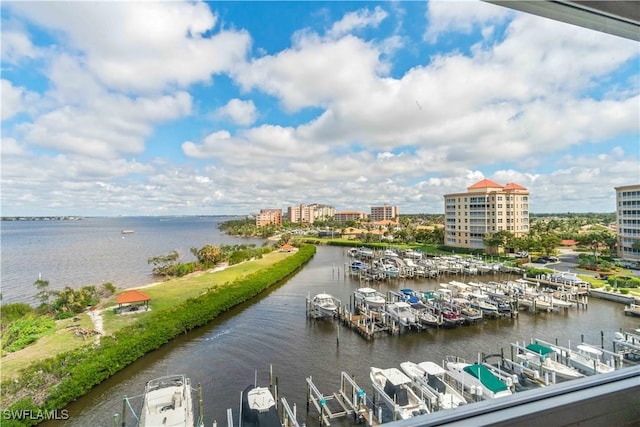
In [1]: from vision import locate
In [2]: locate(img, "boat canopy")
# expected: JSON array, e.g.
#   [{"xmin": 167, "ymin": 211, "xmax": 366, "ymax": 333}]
[
  {"xmin": 463, "ymin": 364, "xmax": 508, "ymax": 393},
  {"xmin": 526, "ymin": 343, "xmax": 555, "ymax": 356}
]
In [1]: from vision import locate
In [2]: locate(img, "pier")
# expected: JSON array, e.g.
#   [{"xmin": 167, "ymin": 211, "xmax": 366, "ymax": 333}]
[{"xmin": 306, "ymin": 372, "xmax": 378, "ymax": 426}]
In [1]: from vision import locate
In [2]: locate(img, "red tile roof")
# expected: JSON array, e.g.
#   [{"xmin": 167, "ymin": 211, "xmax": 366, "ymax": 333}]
[
  {"xmin": 504, "ymin": 182, "xmax": 527, "ymax": 190},
  {"xmin": 468, "ymin": 178, "xmax": 503, "ymax": 189},
  {"xmin": 561, "ymin": 239, "xmax": 578, "ymax": 246},
  {"xmin": 116, "ymin": 290, "xmax": 150, "ymax": 304}
]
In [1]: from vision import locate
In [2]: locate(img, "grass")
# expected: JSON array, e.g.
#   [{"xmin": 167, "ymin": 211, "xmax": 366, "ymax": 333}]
[
  {"xmin": 1, "ymin": 251, "xmax": 294, "ymax": 383},
  {"xmin": 1, "ymin": 314, "xmax": 94, "ymax": 381}
]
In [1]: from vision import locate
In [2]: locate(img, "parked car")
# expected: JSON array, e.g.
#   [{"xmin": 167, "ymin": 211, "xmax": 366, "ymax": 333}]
[
  {"xmin": 515, "ymin": 251, "xmax": 529, "ymax": 258},
  {"xmin": 533, "ymin": 257, "xmax": 549, "ymax": 264}
]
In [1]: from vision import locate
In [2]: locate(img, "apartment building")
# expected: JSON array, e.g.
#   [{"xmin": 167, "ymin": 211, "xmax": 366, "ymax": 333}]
[
  {"xmin": 334, "ymin": 211, "xmax": 368, "ymax": 222},
  {"xmin": 287, "ymin": 203, "xmax": 336, "ymax": 224},
  {"xmin": 615, "ymin": 184, "xmax": 640, "ymax": 262},
  {"xmin": 309, "ymin": 204, "xmax": 336, "ymax": 221},
  {"xmin": 370, "ymin": 204, "xmax": 399, "ymax": 222},
  {"xmin": 255, "ymin": 209, "xmax": 282, "ymax": 227},
  {"xmin": 444, "ymin": 179, "xmax": 530, "ymax": 249}
]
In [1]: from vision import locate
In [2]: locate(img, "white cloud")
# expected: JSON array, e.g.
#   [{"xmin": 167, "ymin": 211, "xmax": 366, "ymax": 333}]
[
  {"xmin": 6, "ymin": 1, "xmax": 251, "ymax": 93},
  {"xmin": 0, "ymin": 26, "xmax": 39, "ymax": 63},
  {"xmin": 327, "ymin": 6, "xmax": 388, "ymax": 39},
  {"xmin": 214, "ymin": 99, "xmax": 257, "ymax": 126},
  {"xmin": 424, "ymin": 0, "xmax": 509, "ymax": 43}
]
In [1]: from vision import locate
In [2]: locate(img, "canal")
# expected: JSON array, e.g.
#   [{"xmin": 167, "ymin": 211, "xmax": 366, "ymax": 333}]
[{"xmin": 48, "ymin": 246, "xmax": 640, "ymax": 426}]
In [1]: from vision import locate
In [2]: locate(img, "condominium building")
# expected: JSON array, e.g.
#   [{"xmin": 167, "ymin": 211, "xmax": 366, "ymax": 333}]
[
  {"xmin": 255, "ymin": 209, "xmax": 282, "ymax": 227},
  {"xmin": 370, "ymin": 204, "xmax": 399, "ymax": 223},
  {"xmin": 443, "ymin": 179, "xmax": 530, "ymax": 249},
  {"xmin": 334, "ymin": 211, "xmax": 368, "ymax": 222},
  {"xmin": 309, "ymin": 204, "xmax": 336, "ymax": 221},
  {"xmin": 615, "ymin": 184, "xmax": 640, "ymax": 262},
  {"xmin": 288, "ymin": 204, "xmax": 315, "ymax": 224},
  {"xmin": 287, "ymin": 203, "xmax": 336, "ymax": 224}
]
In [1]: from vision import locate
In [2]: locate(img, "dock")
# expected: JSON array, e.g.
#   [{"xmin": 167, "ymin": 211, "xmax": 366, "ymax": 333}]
[{"xmin": 306, "ymin": 372, "xmax": 378, "ymax": 426}]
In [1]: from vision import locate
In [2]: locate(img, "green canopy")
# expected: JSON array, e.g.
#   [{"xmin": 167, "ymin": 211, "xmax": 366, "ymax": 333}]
[
  {"xmin": 463, "ymin": 364, "xmax": 508, "ymax": 393},
  {"xmin": 526, "ymin": 343, "xmax": 554, "ymax": 356}
]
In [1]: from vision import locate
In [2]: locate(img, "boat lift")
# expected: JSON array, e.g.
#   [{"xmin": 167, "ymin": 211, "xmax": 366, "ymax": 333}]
[{"xmin": 306, "ymin": 372, "xmax": 374, "ymax": 426}]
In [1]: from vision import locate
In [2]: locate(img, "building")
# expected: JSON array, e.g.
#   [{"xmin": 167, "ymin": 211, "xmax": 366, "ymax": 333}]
[
  {"xmin": 308, "ymin": 204, "xmax": 336, "ymax": 221},
  {"xmin": 287, "ymin": 204, "xmax": 315, "ymax": 224},
  {"xmin": 615, "ymin": 184, "xmax": 640, "ymax": 263},
  {"xmin": 287, "ymin": 203, "xmax": 336, "ymax": 224},
  {"xmin": 443, "ymin": 178, "xmax": 530, "ymax": 250},
  {"xmin": 255, "ymin": 209, "xmax": 282, "ymax": 227},
  {"xmin": 334, "ymin": 211, "xmax": 368, "ymax": 222},
  {"xmin": 370, "ymin": 204, "xmax": 399, "ymax": 223}
]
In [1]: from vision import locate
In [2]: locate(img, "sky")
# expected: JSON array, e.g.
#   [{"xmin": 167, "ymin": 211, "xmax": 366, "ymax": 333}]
[{"xmin": 1, "ymin": 1, "xmax": 638, "ymax": 217}]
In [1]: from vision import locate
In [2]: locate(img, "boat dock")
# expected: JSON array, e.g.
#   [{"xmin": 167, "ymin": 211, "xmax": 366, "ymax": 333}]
[{"xmin": 306, "ymin": 372, "xmax": 379, "ymax": 426}]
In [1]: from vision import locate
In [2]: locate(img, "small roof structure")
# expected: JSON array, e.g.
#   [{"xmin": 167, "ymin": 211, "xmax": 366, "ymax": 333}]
[
  {"xmin": 280, "ymin": 243, "xmax": 295, "ymax": 252},
  {"xmin": 116, "ymin": 290, "xmax": 150, "ymax": 305},
  {"xmin": 504, "ymin": 182, "xmax": 528, "ymax": 190}
]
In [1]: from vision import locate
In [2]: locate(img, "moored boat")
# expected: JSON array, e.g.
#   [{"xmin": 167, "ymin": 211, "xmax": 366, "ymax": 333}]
[
  {"xmin": 310, "ymin": 293, "xmax": 339, "ymax": 318},
  {"xmin": 370, "ymin": 367, "xmax": 429, "ymax": 420},
  {"xmin": 139, "ymin": 375, "xmax": 195, "ymax": 427},
  {"xmin": 241, "ymin": 385, "xmax": 280, "ymax": 427},
  {"xmin": 444, "ymin": 356, "xmax": 512, "ymax": 400},
  {"xmin": 354, "ymin": 287, "xmax": 386, "ymax": 309},
  {"xmin": 400, "ymin": 361, "xmax": 467, "ymax": 410}
]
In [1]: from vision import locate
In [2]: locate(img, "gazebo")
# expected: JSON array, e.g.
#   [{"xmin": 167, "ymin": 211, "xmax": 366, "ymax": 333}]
[{"xmin": 116, "ymin": 290, "xmax": 150, "ymax": 313}]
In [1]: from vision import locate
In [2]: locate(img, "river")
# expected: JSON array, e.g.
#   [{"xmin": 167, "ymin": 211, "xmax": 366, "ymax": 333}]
[{"xmin": 43, "ymin": 245, "xmax": 639, "ymax": 427}]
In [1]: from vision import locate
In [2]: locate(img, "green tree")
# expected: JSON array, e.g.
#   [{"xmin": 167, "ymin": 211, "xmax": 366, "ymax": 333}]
[
  {"xmin": 190, "ymin": 244, "xmax": 224, "ymax": 267},
  {"xmin": 34, "ymin": 278, "xmax": 51, "ymax": 313},
  {"xmin": 147, "ymin": 250, "xmax": 181, "ymax": 276}
]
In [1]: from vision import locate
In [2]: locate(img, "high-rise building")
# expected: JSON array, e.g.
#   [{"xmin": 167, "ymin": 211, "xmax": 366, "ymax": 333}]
[
  {"xmin": 334, "ymin": 211, "xmax": 368, "ymax": 222},
  {"xmin": 287, "ymin": 203, "xmax": 336, "ymax": 224},
  {"xmin": 443, "ymin": 179, "xmax": 530, "ymax": 249},
  {"xmin": 370, "ymin": 204, "xmax": 399, "ymax": 222},
  {"xmin": 615, "ymin": 184, "xmax": 640, "ymax": 262},
  {"xmin": 255, "ymin": 209, "xmax": 282, "ymax": 227}
]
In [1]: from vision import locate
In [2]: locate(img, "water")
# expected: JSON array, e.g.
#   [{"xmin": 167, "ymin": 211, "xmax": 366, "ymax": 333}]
[
  {"xmin": 36, "ymin": 245, "xmax": 638, "ymax": 427},
  {"xmin": 0, "ymin": 216, "xmax": 255, "ymax": 304}
]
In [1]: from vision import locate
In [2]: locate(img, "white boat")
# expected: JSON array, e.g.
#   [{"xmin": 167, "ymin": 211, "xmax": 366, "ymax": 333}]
[
  {"xmin": 354, "ymin": 287, "xmax": 386, "ymax": 309},
  {"xmin": 310, "ymin": 293, "xmax": 339, "ymax": 318},
  {"xmin": 386, "ymin": 301, "xmax": 418, "ymax": 327},
  {"xmin": 241, "ymin": 385, "xmax": 281, "ymax": 427},
  {"xmin": 519, "ymin": 343, "xmax": 585, "ymax": 380},
  {"xmin": 370, "ymin": 367, "xmax": 429, "ymax": 419},
  {"xmin": 444, "ymin": 357, "xmax": 512, "ymax": 400},
  {"xmin": 567, "ymin": 345, "xmax": 615, "ymax": 375},
  {"xmin": 139, "ymin": 375, "xmax": 195, "ymax": 427},
  {"xmin": 400, "ymin": 361, "xmax": 466, "ymax": 410}
]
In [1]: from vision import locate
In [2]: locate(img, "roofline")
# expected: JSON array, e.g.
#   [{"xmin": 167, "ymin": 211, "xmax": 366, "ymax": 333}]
[{"xmin": 485, "ymin": 1, "xmax": 640, "ymax": 42}]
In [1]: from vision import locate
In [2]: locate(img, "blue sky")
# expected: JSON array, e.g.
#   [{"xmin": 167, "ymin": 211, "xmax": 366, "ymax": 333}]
[{"xmin": 1, "ymin": 1, "xmax": 638, "ymax": 216}]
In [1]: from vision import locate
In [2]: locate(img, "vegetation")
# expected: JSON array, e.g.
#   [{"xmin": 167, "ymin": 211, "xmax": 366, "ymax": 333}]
[
  {"xmin": 1, "ymin": 245, "xmax": 315, "ymax": 426},
  {"xmin": 1, "ymin": 312, "xmax": 55, "ymax": 355}
]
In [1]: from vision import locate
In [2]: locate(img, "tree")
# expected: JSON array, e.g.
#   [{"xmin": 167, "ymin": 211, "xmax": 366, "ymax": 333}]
[
  {"xmin": 34, "ymin": 278, "xmax": 51, "ymax": 313},
  {"xmin": 190, "ymin": 244, "xmax": 224, "ymax": 267},
  {"xmin": 147, "ymin": 250, "xmax": 181, "ymax": 276},
  {"xmin": 538, "ymin": 234, "xmax": 561, "ymax": 256},
  {"xmin": 483, "ymin": 230, "xmax": 514, "ymax": 255}
]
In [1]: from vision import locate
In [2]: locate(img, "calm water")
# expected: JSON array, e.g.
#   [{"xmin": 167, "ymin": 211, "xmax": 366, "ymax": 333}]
[
  {"xmin": 37, "ymin": 245, "xmax": 639, "ymax": 427},
  {"xmin": 0, "ymin": 216, "xmax": 254, "ymax": 304}
]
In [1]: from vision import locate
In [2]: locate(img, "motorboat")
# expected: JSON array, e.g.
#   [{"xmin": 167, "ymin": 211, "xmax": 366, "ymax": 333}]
[
  {"xmin": 468, "ymin": 294, "xmax": 499, "ymax": 318},
  {"xmin": 400, "ymin": 361, "xmax": 466, "ymax": 410},
  {"xmin": 386, "ymin": 301, "xmax": 418, "ymax": 327},
  {"xmin": 139, "ymin": 375, "xmax": 195, "ymax": 427},
  {"xmin": 310, "ymin": 293, "xmax": 339, "ymax": 318},
  {"xmin": 410, "ymin": 301, "xmax": 441, "ymax": 328},
  {"xmin": 241, "ymin": 385, "xmax": 280, "ymax": 427},
  {"xmin": 518, "ymin": 343, "xmax": 585, "ymax": 381},
  {"xmin": 370, "ymin": 367, "xmax": 429, "ymax": 420},
  {"xmin": 354, "ymin": 287, "xmax": 386, "ymax": 309},
  {"xmin": 444, "ymin": 357, "xmax": 512, "ymax": 400},
  {"xmin": 451, "ymin": 298, "xmax": 483, "ymax": 323},
  {"xmin": 567, "ymin": 345, "xmax": 615, "ymax": 375}
]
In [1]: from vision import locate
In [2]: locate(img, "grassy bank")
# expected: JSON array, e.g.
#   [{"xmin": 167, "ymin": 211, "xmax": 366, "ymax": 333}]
[{"xmin": 0, "ymin": 245, "xmax": 315, "ymax": 426}]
